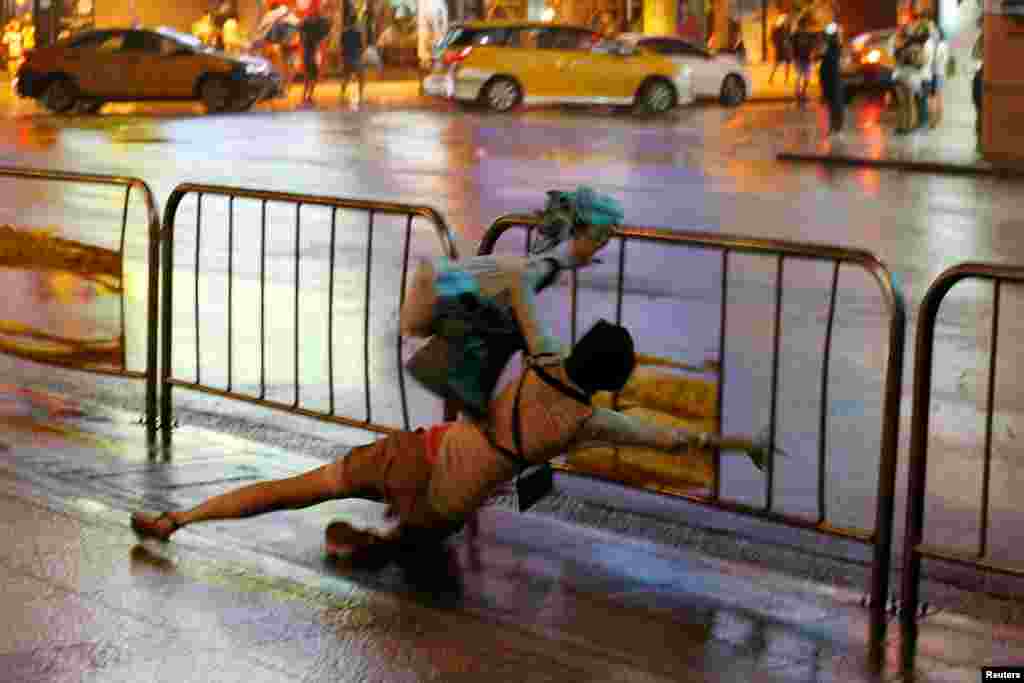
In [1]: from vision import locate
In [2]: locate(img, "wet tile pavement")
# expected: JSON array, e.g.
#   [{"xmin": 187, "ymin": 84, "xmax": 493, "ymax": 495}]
[{"xmin": 0, "ymin": 384, "xmax": 1020, "ymax": 682}]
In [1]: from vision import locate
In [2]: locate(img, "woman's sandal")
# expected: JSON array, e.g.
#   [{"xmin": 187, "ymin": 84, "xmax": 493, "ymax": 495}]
[
  {"xmin": 131, "ymin": 511, "xmax": 181, "ymax": 542},
  {"xmin": 746, "ymin": 428, "xmax": 790, "ymax": 473}
]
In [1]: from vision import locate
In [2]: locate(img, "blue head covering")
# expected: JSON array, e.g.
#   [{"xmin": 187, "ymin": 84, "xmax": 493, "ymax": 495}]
[{"xmin": 530, "ymin": 186, "xmax": 624, "ymax": 255}]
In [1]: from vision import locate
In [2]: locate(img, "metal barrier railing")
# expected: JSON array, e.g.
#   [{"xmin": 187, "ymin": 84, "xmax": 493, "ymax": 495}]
[
  {"xmin": 901, "ymin": 263, "xmax": 1024, "ymax": 646},
  {"xmin": 0, "ymin": 166, "xmax": 161, "ymax": 440},
  {"xmin": 161, "ymin": 183, "xmax": 458, "ymax": 445},
  {"xmin": 479, "ymin": 214, "xmax": 907, "ymax": 647}
]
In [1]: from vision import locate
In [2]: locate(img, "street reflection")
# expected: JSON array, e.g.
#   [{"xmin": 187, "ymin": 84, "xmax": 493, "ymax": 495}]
[{"xmin": 0, "ymin": 224, "xmax": 122, "ymax": 370}]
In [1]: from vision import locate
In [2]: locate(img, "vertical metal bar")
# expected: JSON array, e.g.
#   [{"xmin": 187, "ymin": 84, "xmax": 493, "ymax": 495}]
[
  {"xmin": 900, "ymin": 274, "xmax": 947, "ymax": 649},
  {"xmin": 142, "ymin": 183, "xmax": 159, "ymax": 443},
  {"xmin": 818, "ymin": 260, "xmax": 840, "ymax": 525},
  {"xmin": 570, "ymin": 269, "xmax": 578, "ymax": 345},
  {"xmin": 364, "ymin": 209, "xmax": 375, "ymax": 423},
  {"xmin": 714, "ymin": 249, "xmax": 729, "ymax": 501},
  {"xmin": 194, "ymin": 193, "xmax": 202, "ymax": 386},
  {"xmin": 979, "ymin": 278, "xmax": 1001, "ymax": 559},
  {"xmin": 227, "ymin": 196, "xmax": 234, "ymax": 393},
  {"xmin": 293, "ymin": 203, "xmax": 301, "ymax": 409},
  {"xmin": 119, "ymin": 186, "xmax": 129, "ymax": 372},
  {"xmin": 610, "ymin": 236, "xmax": 627, "ymax": 411},
  {"xmin": 328, "ymin": 207, "xmax": 337, "ymax": 415},
  {"xmin": 615, "ymin": 235, "xmax": 626, "ymax": 325},
  {"xmin": 397, "ymin": 214, "xmax": 413, "ymax": 431},
  {"xmin": 766, "ymin": 254, "xmax": 784, "ymax": 511},
  {"xmin": 160, "ymin": 194, "xmax": 178, "ymax": 447},
  {"xmin": 259, "ymin": 200, "xmax": 267, "ymax": 400}
]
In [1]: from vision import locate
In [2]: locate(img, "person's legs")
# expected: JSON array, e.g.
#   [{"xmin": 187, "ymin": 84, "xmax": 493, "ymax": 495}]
[
  {"xmin": 303, "ymin": 46, "xmax": 317, "ymax": 103},
  {"xmin": 915, "ymin": 88, "xmax": 928, "ymax": 129},
  {"xmin": 830, "ymin": 96, "xmax": 844, "ymax": 133},
  {"xmin": 931, "ymin": 79, "xmax": 943, "ymax": 128},
  {"xmin": 131, "ymin": 461, "xmax": 348, "ymax": 540}
]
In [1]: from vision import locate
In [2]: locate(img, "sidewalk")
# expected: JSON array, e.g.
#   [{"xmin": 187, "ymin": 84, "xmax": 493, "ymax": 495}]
[{"xmin": 0, "ymin": 381, "xmax": 1021, "ymax": 681}]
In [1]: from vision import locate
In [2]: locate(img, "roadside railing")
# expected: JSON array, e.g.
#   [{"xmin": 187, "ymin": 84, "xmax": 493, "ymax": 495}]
[
  {"xmin": 0, "ymin": 166, "xmax": 161, "ymax": 440},
  {"xmin": 901, "ymin": 263, "xmax": 1024, "ymax": 648},
  {"xmin": 479, "ymin": 214, "xmax": 907, "ymax": 647},
  {"xmin": 160, "ymin": 183, "xmax": 458, "ymax": 446}
]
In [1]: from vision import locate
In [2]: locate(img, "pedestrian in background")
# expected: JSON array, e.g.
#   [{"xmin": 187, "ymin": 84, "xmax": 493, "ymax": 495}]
[
  {"xmin": 340, "ymin": 19, "xmax": 365, "ymax": 107},
  {"xmin": 892, "ymin": 14, "xmax": 934, "ymax": 133},
  {"xmin": 928, "ymin": 19, "xmax": 949, "ymax": 129},
  {"xmin": 296, "ymin": 0, "xmax": 331, "ymax": 107},
  {"xmin": 819, "ymin": 22, "xmax": 844, "ymax": 136},
  {"xmin": 769, "ymin": 14, "xmax": 792, "ymax": 85},
  {"xmin": 790, "ymin": 16, "xmax": 818, "ymax": 104},
  {"xmin": 253, "ymin": 1, "xmax": 300, "ymax": 93}
]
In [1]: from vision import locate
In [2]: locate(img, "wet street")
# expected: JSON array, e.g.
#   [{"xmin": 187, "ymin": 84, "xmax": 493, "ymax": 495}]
[{"xmin": 0, "ymin": 79, "xmax": 1023, "ymax": 680}]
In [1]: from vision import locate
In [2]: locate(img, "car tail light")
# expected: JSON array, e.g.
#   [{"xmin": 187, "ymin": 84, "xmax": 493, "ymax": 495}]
[{"xmin": 443, "ymin": 46, "xmax": 473, "ymax": 66}]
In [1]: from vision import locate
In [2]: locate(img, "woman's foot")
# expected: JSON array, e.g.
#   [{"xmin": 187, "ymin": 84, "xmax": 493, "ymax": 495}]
[
  {"xmin": 131, "ymin": 511, "xmax": 181, "ymax": 542},
  {"xmin": 324, "ymin": 520, "xmax": 386, "ymax": 557}
]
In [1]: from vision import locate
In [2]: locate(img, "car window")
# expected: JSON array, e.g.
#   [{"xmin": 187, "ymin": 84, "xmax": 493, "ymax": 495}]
[
  {"xmin": 511, "ymin": 27, "xmax": 544, "ymax": 49},
  {"xmin": 638, "ymin": 38, "xmax": 672, "ymax": 54},
  {"xmin": 473, "ymin": 28, "xmax": 512, "ymax": 46},
  {"xmin": 538, "ymin": 28, "xmax": 591, "ymax": 50},
  {"xmin": 121, "ymin": 31, "xmax": 159, "ymax": 52},
  {"xmin": 94, "ymin": 33, "xmax": 127, "ymax": 52},
  {"xmin": 69, "ymin": 31, "xmax": 113, "ymax": 49},
  {"xmin": 657, "ymin": 39, "xmax": 708, "ymax": 58}
]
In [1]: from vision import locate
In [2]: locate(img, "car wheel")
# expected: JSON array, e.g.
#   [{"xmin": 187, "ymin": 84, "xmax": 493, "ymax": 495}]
[
  {"xmin": 720, "ymin": 74, "xmax": 746, "ymax": 107},
  {"xmin": 41, "ymin": 77, "xmax": 78, "ymax": 114},
  {"xmin": 635, "ymin": 78, "xmax": 676, "ymax": 116},
  {"xmin": 480, "ymin": 77, "xmax": 521, "ymax": 113},
  {"xmin": 200, "ymin": 75, "xmax": 235, "ymax": 114},
  {"xmin": 76, "ymin": 100, "xmax": 105, "ymax": 115}
]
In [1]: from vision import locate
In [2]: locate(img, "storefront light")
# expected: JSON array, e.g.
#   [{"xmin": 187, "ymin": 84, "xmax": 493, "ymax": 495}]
[{"xmin": 541, "ymin": 7, "xmax": 555, "ymax": 22}]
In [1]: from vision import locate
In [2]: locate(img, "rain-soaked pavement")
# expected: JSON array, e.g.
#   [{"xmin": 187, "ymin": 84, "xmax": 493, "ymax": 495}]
[
  {"xmin": 1, "ymin": 384, "xmax": 1022, "ymax": 682},
  {"xmin": 0, "ymin": 69, "xmax": 1023, "ymax": 680}
]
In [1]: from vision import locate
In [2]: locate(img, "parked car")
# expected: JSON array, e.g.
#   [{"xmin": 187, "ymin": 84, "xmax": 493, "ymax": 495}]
[
  {"xmin": 422, "ymin": 21, "xmax": 695, "ymax": 115},
  {"xmin": 840, "ymin": 27, "xmax": 899, "ymax": 103},
  {"xmin": 616, "ymin": 33, "xmax": 751, "ymax": 106},
  {"xmin": 17, "ymin": 27, "xmax": 282, "ymax": 114}
]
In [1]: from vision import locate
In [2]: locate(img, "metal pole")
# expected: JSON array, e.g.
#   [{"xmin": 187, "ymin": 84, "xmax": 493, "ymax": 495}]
[{"xmin": 762, "ymin": 0, "xmax": 768, "ymax": 63}]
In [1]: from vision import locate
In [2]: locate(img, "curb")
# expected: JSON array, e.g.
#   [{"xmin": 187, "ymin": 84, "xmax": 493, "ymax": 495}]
[{"xmin": 776, "ymin": 151, "xmax": 1024, "ymax": 178}]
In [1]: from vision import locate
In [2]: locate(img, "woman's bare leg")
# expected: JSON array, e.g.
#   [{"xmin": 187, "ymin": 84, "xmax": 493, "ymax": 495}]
[{"xmin": 132, "ymin": 463, "xmax": 345, "ymax": 540}]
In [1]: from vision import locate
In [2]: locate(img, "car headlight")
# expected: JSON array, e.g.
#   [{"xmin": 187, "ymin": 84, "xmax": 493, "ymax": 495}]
[{"xmin": 244, "ymin": 62, "xmax": 269, "ymax": 76}]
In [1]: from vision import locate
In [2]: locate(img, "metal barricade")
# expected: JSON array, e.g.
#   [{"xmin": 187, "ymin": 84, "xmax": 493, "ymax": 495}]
[
  {"xmin": 479, "ymin": 214, "xmax": 907, "ymax": 648},
  {"xmin": 0, "ymin": 166, "xmax": 161, "ymax": 439},
  {"xmin": 161, "ymin": 183, "xmax": 458, "ymax": 446},
  {"xmin": 901, "ymin": 263, "xmax": 1024, "ymax": 648}
]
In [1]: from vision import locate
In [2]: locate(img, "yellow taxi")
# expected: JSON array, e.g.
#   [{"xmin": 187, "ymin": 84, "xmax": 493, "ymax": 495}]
[
  {"xmin": 16, "ymin": 27, "xmax": 281, "ymax": 114},
  {"xmin": 423, "ymin": 21, "xmax": 695, "ymax": 115}
]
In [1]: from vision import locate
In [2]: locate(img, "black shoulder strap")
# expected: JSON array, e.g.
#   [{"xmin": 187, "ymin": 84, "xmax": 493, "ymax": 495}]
[
  {"xmin": 534, "ymin": 258, "xmax": 562, "ymax": 293},
  {"xmin": 486, "ymin": 353, "xmax": 590, "ymax": 472}
]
